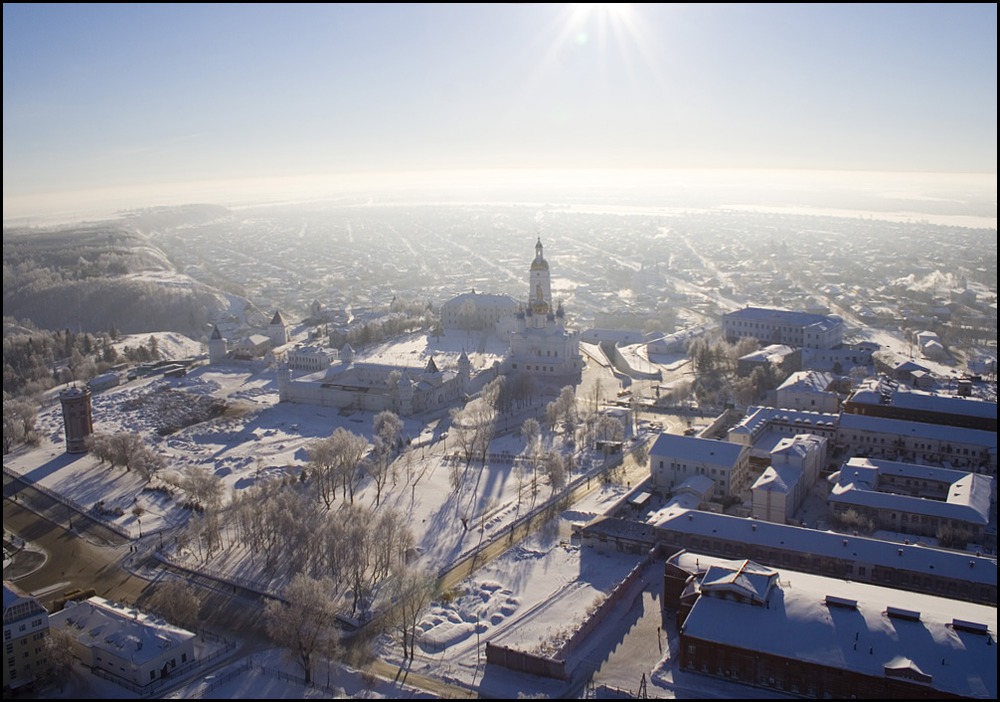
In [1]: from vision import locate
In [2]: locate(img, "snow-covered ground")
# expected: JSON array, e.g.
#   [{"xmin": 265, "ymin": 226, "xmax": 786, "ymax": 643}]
[
  {"xmin": 11, "ymin": 321, "xmax": 987, "ymax": 699},
  {"xmin": 113, "ymin": 330, "xmax": 206, "ymax": 360},
  {"xmin": 8, "ymin": 330, "xmax": 695, "ymax": 697}
]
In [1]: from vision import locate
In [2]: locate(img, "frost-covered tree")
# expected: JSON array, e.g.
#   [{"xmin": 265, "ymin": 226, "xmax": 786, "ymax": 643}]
[
  {"xmin": 43, "ymin": 627, "xmax": 77, "ymax": 691},
  {"xmin": 2, "ymin": 396, "xmax": 38, "ymax": 453},
  {"xmin": 541, "ymin": 450, "xmax": 566, "ymax": 494},
  {"xmin": 264, "ymin": 573, "xmax": 340, "ymax": 685},
  {"xmin": 308, "ymin": 427, "xmax": 369, "ymax": 506},
  {"xmin": 146, "ymin": 578, "xmax": 201, "ymax": 630},
  {"xmin": 385, "ymin": 565, "xmax": 435, "ymax": 660}
]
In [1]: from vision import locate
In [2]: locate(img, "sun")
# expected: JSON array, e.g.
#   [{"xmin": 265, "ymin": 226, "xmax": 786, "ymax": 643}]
[{"xmin": 571, "ymin": 3, "xmax": 633, "ymax": 23}]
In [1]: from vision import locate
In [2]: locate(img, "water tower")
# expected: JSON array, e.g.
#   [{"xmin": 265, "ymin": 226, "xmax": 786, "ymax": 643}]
[{"xmin": 59, "ymin": 386, "xmax": 93, "ymax": 453}]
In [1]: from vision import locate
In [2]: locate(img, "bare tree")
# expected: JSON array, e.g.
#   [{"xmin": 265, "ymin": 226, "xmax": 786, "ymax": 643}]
[
  {"xmin": 449, "ymin": 392, "xmax": 500, "ymax": 469},
  {"xmin": 631, "ymin": 437, "xmax": 650, "ymax": 470},
  {"xmin": 449, "ymin": 406, "xmax": 479, "ymax": 466},
  {"xmin": 310, "ymin": 427, "xmax": 369, "ymax": 505},
  {"xmin": 541, "ymin": 450, "xmax": 566, "ymax": 494},
  {"xmin": 146, "ymin": 578, "xmax": 201, "ymax": 630},
  {"xmin": 43, "ymin": 627, "xmax": 77, "ymax": 691},
  {"xmin": 521, "ymin": 417, "xmax": 541, "ymax": 457},
  {"xmin": 307, "ymin": 436, "xmax": 339, "ymax": 508},
  {"xmin": 595, "ymin": 415, "xmax": 625, "ymax": 466},
  {"xmin": 264, "ymin": 573, "xmax": 341, "ymax": 685},
  {"xmin": 2, "ymin": 397, "xmax": 39, "ymax": 454},
  {"xmin": 481, "ymin": 375, "xmax": 508, "ymax": 415},
  {"xmin": 338, "ymin": 503, "xmax": 376, "ymax": 617},
  {"xmin": 86, "ymin": 431, "xmax": 163, "ymax": 479},
  {"xmin": 546, "ymin": 385, "xmax": 578, "ymax": 434},
  {"xmin": 369, "ymin": 507, "xmax": 414, "ymax": 583},
  {"xmin": 385, "ymin": 565, "xmax": 435, "ymax": 660},
  {"xmin": 373, "ymin": 410, "xmax": 404, "ymax": 452},
  {"xmin": 370, "ymin": 410, "xmax": 404, "ymax": 505},
  {"xmin": 183, "ymin": 465, "xmax": 222, "ymax": 511}
]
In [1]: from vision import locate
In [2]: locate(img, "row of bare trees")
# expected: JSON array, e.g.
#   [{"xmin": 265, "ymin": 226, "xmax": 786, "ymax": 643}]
[
  {"xmin": 306, "ymin": 410, "xmax": 406, "ymax": 508},
  {"xmin": 86, "ymin": 431, "xmax": 165, "ymax": 478},
  {"xmin": 263, "ymin": 562, "xmax": 435, "ymax": 684}
]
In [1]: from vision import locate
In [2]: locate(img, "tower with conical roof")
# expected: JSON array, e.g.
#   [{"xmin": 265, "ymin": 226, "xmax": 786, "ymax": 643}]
[
  {"xmin": 208, "ymin": 325, "xmax": 228, "ymax": 364},
  {"xmin": 269, "ymin": 310, "xmax": 289, "ymax": 348}
]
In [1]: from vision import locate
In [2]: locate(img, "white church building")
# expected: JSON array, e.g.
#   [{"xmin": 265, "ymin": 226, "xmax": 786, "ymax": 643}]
[{"xmin": 503, "ymin": 238, "xmax": 584, "ymax": 380}]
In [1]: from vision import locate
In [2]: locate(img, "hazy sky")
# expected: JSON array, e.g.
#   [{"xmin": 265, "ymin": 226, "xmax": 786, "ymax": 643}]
[{"xmin": 3, "ymin": 3, "xmax": 997, "ymax": 215}]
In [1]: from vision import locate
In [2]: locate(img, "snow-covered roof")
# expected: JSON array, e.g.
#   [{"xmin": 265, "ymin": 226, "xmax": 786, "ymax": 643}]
[
  {"xmin": 738, "ymin": 344, "xmax": 797, "ymax": 364},
  {"xmin": 771, "ymin": 434, "xmax": 824, "ymax": 464},
  {"xmin": 841, "ymin": 456, "xmax": 973, "ymax": 486},
  {"xmin": 831, "ymin": 458, "xmax": 992, "ymax": 526},
  {"xmin": 3, "ymin": 583, "xmax": 46, "ymax": 621},
  {"xmin": 679, "ymin": 553, "xmax": 997, "ymax": 699},
  {"xmin": 752, "ymin": 465, "xmax": 794, "ymax": 494},
  {"xmin": 778, "ymin": 370, "xmax": 836, "ymax": 394},
  {"xmin": 673, "ymin": 474, "xmax": 716, "ymax": 499},
  {"xmin": 699, "ymin": 559, "xmax": 778, "ymax": 605},
  {"xmin": 50, "ymin": 597, "xmax": 195, "ymax": 664},
  {"xmin": 443, "ymin": 291, "xmax": 517, "ymax": 307},
  {"xmin": 650, "ymin": 434, "xmax": 747, "ymax": 467},
  {"xmin": 838, "ymin": 412, "xmax": 997, "ymax": 447},
  {"xmin": 894, "ymin": 359, "xmax": 931, "ymax": 374},
  {"xmin": 848, "ymin": 378, "xmax": 997, "ymax": 420},
  {"xmin": 724, "ymin": 307, "xmax": 842, "ymax": 331},
  {"xmin": 729, "ymin": 406, "xmax": 839, "ymax": 440},
  {"xmin": 651, "ymin": 509, "xmax": 997, "ymax": 588},
  {"xmin": 238, "ymin": 334, "xmax": 270, "ymax": 347}
]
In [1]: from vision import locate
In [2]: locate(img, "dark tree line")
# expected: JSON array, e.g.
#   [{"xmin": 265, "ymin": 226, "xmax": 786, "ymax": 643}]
[{"xmin": 2, "ymin": 321, "xmax": 162, "ymax": 398}]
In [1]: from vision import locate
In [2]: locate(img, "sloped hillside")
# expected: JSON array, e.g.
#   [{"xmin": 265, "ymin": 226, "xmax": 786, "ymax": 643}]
[{"xmin": 3, "ymin": 222, "xmax": 236, "ymax": 335}]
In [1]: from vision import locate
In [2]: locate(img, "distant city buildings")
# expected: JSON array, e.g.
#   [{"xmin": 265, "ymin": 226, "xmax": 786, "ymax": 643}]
[
  {"xmin": 727, "ymin": 406, "xmax": 840, "ymax": 458},
  {"xmin": 736, "ymin": 344, "xmax": 800, "ymax": 378},
  {"xmin": 285, "ymin": 343, "xmax": 338, "ymax": 373},
  {"xmin": 267, "ymin": 310, "xmax": 290, "ymax": 349},
  {"xmin": 231, "ymin": 333, "xmax": 270, "ymax": 359},
  {"xmin": 207, "ymin": 325, "xmax": 227, "ymax": 364},
  {"xmin": 278, "ymin": 345, "xmax": 472, "ymax": 417},
  {"xmin": 276, "ymin": 238, "xmax": 585, "ymax": 414},
  {"xmin": 440, "ymin": 291, "xmax": 517, "ymax": 332},
  {"xmin": 727, "ymin": 404, "xmax": 997, "ymax": 475},
  {"xmin": 837, "ymin": 413, "xmax": 996, "ymax": 475}
]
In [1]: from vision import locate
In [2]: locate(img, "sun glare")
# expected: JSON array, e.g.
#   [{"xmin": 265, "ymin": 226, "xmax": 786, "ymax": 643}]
[{"xmin": 571, "ymin": 3, "xmax": 631, "ymax": 22}]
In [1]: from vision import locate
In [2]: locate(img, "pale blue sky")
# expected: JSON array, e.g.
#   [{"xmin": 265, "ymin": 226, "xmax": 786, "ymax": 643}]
[{"xmin": 3, "ymin": 3, "xmax": 997, "ymax": 215}]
